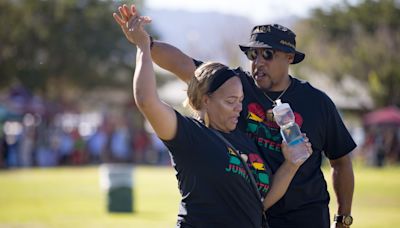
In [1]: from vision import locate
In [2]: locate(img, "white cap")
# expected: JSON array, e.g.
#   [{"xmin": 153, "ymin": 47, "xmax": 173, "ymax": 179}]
[{"xmin": 272, "ymin": 99, "xmax": 291, "ymax": 116}]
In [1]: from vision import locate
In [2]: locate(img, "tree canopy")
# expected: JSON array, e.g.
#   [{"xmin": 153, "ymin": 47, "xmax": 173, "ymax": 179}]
[
  {"xmin": 0, "ymin": 0, "xmax": 149, "ymax": 98},
  {"xmin": 297, "ymin": 0, "xmax": 400, "ymax": 107}
]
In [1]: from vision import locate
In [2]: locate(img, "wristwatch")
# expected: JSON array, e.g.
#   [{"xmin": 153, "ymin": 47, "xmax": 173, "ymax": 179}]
[{"xmin": 334, "ymin": 214, "xmax": 353, "ymax": 227}]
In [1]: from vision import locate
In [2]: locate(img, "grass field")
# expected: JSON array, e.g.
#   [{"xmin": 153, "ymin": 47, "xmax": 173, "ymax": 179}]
[{"xmin": 0, "ymin": 164, "xmax": 399, "ymax": 228}]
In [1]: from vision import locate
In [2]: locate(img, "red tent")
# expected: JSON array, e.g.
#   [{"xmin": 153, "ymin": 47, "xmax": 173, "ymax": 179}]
[{"xmin": 363, "ymin": 106, "xmax": 400, "ymax": 126}]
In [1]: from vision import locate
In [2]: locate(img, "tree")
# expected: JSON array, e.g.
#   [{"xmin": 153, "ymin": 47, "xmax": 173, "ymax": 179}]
[
  {"xmin": 296, "ymin": 0, "xmax": 400, "ymax": 107},
  {"xmin": 0, "ymin": 0, "xmax": 154, "ymax": 99}
]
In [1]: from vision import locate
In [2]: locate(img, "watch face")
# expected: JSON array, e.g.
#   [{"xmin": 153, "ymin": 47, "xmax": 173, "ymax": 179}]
[{"xmin": 344, "ymin": 216, "xmax": 353, "ymax": 225}]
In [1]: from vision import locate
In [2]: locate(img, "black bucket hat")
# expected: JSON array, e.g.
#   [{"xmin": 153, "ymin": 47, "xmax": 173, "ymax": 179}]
[{"xmin": 239, "ymin": 24, "xmax": 305, "ymax": 64}]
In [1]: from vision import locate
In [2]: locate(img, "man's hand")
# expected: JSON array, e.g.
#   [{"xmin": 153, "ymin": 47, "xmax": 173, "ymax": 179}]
[{"xmin": 113, "ymin": 4, "xmax": 152, "ymax": 46}]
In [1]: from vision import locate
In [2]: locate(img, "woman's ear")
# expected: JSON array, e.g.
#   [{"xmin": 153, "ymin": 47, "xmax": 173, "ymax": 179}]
[
  {"xmin": 201, "ymin": 94, "xmax": 210, "ymax": 108},
  {"xmin": 201, "ymin": 94, "xmax": 211, "ymax": 127}
]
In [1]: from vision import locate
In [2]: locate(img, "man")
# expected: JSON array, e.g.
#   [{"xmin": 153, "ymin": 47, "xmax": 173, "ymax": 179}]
[{"xmin": 115, "ymin": 4, "xmax": 355, "ymax": 228}]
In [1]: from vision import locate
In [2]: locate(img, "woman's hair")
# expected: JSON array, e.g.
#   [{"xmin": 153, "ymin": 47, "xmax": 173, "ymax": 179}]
[{"xmin": 186, "ymin": 62, "xmax": 229, "ymax": 111}]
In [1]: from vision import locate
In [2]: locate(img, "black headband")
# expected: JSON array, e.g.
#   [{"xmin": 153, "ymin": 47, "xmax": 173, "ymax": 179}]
[{"xmin": 207, "ymin": 68, "xmax": 238, "ymax": 94}]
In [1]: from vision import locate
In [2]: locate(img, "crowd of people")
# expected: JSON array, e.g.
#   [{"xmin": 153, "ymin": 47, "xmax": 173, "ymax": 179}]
[
  {"xmin": 0, "ymin": 108, "xmax": 170, "ymax": 169},
  {"xmin": 361, "ymin": 125, "xmax": 400, "ymax": 167}
]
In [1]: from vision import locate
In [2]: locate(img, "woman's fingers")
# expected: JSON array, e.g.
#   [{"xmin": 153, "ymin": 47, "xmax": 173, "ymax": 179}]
[
  {"xmin": 130, "ymin": 4, "xmax": 137, "ymax": 16},
  {"xmin": 281, "ymin": 140, "xmax": 288, "ymax": 150},
  {"xmin": 114, "ymin": 4, "xmax": 148, "ymax": 30},
  {"xmin": 127, "ymin": 16, "xmax": 152, "ymax": 32},
  {"xmin": 113, "ymin": 13, "xmax": 125, "ymax": 26},
  {"xmin": 127, "ymin": 16, "xmax": 140, "ymax": 31},
  {"xmin": 301, "ymin": 133, "xmax": 312, "ymax": 155},
  {"xmin": 122, "ymin": 4, "xmax": 132, "ymax": 19},
  {"xmin": 138, "ymin": 16, "xmax": 152, "ymax": 29},
  {"xmin": 141, "ymin": 16, "xmax": 152, "ymax": 23},
  {"xmin": 306, "ymin": 142, "xmax": 313, "ymax": 155},
  {"xmin": 118, "ymin": 6, "xmax": 127, "ymax": 21}
]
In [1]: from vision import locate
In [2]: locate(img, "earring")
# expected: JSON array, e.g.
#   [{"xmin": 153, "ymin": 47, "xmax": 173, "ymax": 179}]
[{"xmin": 204, "ymin": 111, "xmax": 210, "ymax": 127}]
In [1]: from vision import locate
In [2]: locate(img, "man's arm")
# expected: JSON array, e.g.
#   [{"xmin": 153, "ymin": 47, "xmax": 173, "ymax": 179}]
[
  {"xmin": 329, "ymin": 154, "xmax": 354, "ymax": 226},
  {"xmin": 151, "ymin": 40, "xmax": 196, "ymax": 83}
]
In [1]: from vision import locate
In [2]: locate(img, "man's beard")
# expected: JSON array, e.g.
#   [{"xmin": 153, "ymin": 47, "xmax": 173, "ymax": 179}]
[{"xmin": 252, "ymin": 72, "xmax": 274, "ymax": 92}]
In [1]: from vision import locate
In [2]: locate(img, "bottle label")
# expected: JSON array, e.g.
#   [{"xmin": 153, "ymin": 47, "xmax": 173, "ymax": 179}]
[{"xmin": 288, "ymin": 137, "xmax": 304, "ymax": 146}]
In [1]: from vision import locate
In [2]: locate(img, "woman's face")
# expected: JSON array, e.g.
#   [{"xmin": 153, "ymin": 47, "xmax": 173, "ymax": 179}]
[{"xmin": 205, "ymin": 76, "xmax": 244, "ymax": 132}]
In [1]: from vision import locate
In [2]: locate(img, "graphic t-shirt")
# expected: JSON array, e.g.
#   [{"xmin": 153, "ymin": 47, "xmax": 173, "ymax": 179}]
[
  {"xmin": 235, "ymin": 69, "xmax": 357, "ymax": 226},
  {"xmin": 162, "ymin": 111, "xmax": 271, "ymax": 228}
]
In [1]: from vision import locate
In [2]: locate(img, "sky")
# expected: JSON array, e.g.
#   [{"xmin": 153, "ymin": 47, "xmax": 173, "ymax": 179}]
[
  {"xmin": 142, "ymin": 0, "xmax": 366, "ymax": 108},
  {"xmin": 145, "ymin": 0, "xmax": 353, "ymax": 23}
]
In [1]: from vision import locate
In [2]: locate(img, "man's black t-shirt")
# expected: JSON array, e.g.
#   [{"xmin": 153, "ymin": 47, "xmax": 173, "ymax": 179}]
[
  {"xmin": 162, "ymin": 111, "xmax": 271, "ymax": 228},
  {"xmin": 235, "ymin": 69, "xmax": 357, "ymax": 227}
]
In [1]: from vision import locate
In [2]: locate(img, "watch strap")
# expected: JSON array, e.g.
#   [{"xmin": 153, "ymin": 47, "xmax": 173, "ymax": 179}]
[{"xmin": 334, "ymin": 214, "xmax": 353, "ymax": 226}]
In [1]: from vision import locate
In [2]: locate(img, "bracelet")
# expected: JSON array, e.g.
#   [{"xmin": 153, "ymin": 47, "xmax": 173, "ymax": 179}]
[{"xmin": 149, "ymin": 36, "xmax": 154, "ymax": 49}]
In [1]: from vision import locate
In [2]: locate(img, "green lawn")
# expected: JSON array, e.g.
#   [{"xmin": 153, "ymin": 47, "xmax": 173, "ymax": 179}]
[{"xmin": 0, "ymin": 164, "xmax": 399, "ymax": 228}]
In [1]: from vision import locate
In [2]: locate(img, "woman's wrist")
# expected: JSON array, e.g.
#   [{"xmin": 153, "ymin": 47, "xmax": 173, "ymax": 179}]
[
  {"xmin": 136, "ymin": 37, "xmax": 151, "ymax": 51},
  {"xmin": 282, "ymin": 160, "xmax": 300, "ymax": 172}
]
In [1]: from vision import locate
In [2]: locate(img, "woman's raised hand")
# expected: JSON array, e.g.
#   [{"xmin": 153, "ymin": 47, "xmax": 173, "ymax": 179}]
[{"xmin": 113, "ymin": 4, "xmax": 152, "ymax": 47}]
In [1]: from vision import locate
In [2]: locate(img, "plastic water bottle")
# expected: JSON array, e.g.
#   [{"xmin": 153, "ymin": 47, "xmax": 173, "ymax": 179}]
[{"xmin": 272, "ymin": 99, "xmax": 309, "ymax": 163}]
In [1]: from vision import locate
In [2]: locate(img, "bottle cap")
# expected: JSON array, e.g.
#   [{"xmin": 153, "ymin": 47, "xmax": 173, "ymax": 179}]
[{"xmin": 272, "ymin": 99, "xmax": 291, "ymax": 116}]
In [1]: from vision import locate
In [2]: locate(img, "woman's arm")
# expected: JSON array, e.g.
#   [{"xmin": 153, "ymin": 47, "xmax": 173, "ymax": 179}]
[
  {"xmin": 114, "ymin": 5, "xmax": 177, "ymax": 140},
  {"xmin": 113, "ymin": 4, "xmax": 196, "ymax": 83},
  {"xmin": 133, "ymin": 42, "xmax": 177, "ymax": 140},
  {"xmin": 263, "ymin": 159, "xmax": 299, "ymax": 210},
  {"xmin": 263, "ymin": 137, "xmax": 313, "ymax": 210}
]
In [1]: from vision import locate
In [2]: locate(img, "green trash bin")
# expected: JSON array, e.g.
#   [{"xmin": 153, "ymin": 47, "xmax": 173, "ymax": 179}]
[{"xmin": 100, "ymin": 164, "xmax": 134, "ymax": 213}]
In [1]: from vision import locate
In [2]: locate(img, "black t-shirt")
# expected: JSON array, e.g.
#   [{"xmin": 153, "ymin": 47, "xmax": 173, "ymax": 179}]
[
  {"xmin": 162, "ymin": 111, "xmax": 271, "ymax": 228},
  {"xmin": 235, "ymin": 69, "xmax": 356, "ymax": 227}
]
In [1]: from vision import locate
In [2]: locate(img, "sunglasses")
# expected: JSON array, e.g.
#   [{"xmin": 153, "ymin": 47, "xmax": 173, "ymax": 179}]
[{"xmin": 244, "ymin": 49, "xmax": 275, "ymax": 61}]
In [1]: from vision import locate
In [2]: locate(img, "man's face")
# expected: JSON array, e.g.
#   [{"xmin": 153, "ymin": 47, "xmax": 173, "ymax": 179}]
[{"xmin": 247, "ymin": 48, "xmax": 293, "ymax": 92}]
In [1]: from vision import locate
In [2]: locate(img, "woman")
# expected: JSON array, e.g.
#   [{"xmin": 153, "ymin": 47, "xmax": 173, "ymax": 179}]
[{"xmin": 113, "ymin": 5, "xmax": 312, "ymax": 227}]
